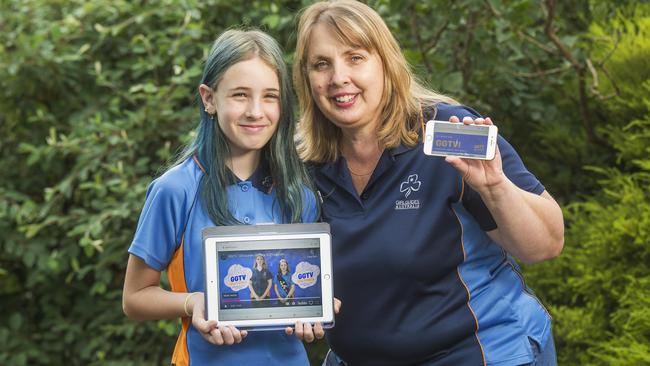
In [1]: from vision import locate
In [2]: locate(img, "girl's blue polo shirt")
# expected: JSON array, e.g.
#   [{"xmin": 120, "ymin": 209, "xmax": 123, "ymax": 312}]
[
  {"xmin": 312, "ymin": 104, "xmax": 552, "ymax": 366},
  {"xmin": 275, "ymin": 273, "xmax": 294, "ymax": 298},
  {"xmin": 129, "ymin": 157, "xmax": 318, "ymax": 366}
]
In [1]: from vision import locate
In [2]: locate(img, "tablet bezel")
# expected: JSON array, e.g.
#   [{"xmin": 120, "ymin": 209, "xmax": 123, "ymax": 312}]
[{"xmin": 203, "ymin": 224, "xmax": 334, "ymax": 330}]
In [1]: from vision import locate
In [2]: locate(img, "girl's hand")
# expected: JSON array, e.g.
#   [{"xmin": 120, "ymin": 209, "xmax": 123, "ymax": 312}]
[
  {"xmin": 285, "ymin": 320, "xmax": 323, "ymax": 343},
  {"xmin": 444, "ymin": 116, "xmax": 507, "ymax": 194},
  {"xmin": 191, "ymin": 293, "xmax": 248, "ymax": 345},
  {"xmin": 284, "ymin": 297, "xmax": 341, "ymax": 342}
]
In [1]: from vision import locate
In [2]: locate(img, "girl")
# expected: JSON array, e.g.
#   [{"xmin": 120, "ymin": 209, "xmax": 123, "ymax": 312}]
[
  {"xmin": 274, "ymin": 258, "xmax": 295, "ymax": 304},
  {"xmin": 123, "ymin": 29, "xmax": 322, "ymax": 366},
  {"xmin": 248, "ymin": 254, "xmax": 272, "ymax": 306}
]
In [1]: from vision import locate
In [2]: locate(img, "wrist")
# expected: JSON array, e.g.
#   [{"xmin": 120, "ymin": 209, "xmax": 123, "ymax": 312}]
[
  {"xmin": 478, "ymin": 177, "xmax": 512, "ymax": 202},
  {"xmin": 183, "ymin": 292, "xmax": 201, "ymax": 317}
]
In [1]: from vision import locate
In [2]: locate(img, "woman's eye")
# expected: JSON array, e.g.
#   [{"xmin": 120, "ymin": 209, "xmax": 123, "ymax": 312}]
[
  {"xmin": 232, "ymin": 92, "xmax": 247, "ymax": 97},
  {"xmin": 351, "ymin": 55, "xmax": 364, "ymax": 63},
  {"xmin": 265, "ymin": 94, "xmax": 280, "ymax": 100},
  {"xmin": 313, "ymin": 61, "xmax": 328, "ymax": 70}
]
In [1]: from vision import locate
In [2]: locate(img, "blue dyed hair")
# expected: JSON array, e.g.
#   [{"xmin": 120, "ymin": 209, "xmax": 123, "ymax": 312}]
[{"xmin": 176, "ymin": 29, "xmax": 316, "ymax": 225}]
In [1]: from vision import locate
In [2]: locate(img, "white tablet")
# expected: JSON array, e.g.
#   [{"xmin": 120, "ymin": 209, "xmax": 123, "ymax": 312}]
[{"xmin": 203, "ymin": 223, "xmax": 334, "ymax": 330}]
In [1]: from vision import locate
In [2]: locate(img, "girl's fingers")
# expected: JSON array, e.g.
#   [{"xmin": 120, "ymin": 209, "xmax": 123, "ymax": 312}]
[
  {"xmin": 302, "ymin": 322, "xmax": 315, "ymax": 343},
  {"xmin": 209, "ymin": 328, "xmax": 225, "ymax": 345},
  {"xmin": 220, "ymin": 326, "xmax": 235, "ymax": 345},
  {"xmin": 294, "ymin": 321, "xmax": 304, "ymax": 339},
  {"xmin": 314, "ymin": 322, "xmax": 325, "ymax": 339},
  {"xmin": 333, "ymin": 298, "xmax": 342, "ymax": 314},
  {"xmin": 229, "ymin": 326, "xmax": 243, "ymax": 344}
]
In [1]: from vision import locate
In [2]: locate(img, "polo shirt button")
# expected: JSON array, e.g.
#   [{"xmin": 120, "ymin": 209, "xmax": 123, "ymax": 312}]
[
  {"xmin": 241, "ymin": 184, "xmax": 249, "ymax": 192},
  {"xmin": 361, "ymin": 193, "xmax": 369, "ymax": 200},
  {"xmin": 243, "ymin": 216, "xmax": 251, "ymax": 224}
]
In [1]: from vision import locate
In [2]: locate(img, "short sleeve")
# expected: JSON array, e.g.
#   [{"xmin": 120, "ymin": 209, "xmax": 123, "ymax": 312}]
[
  {"xmin": 433, "ymin": 104, "xmax": 546, "ymax": 231},
  {"xmin": 463, "ymin": 135, "xmax": 546, "ymax": 231},
  {"xmin": 128, "ymin": 177, "xmax": 194, "ymax": 271}
]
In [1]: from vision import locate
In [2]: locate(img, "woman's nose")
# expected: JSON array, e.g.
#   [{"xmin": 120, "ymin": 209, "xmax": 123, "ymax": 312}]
[{"xmin": 329, "ymin": 62, "xmax": 351, "ymax": 87}]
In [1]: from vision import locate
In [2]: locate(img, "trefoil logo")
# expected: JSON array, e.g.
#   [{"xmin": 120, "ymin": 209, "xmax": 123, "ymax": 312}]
[
  {"xmin": 396, "ymin": 174, "xmax": 421, "ymax": 210},
  {"xmin": 399, "ymin": 174, "xmax": 421, "ymax": 198}
]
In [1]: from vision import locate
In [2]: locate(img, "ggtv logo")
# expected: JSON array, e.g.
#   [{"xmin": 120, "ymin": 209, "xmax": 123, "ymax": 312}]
[
  {"xmin": 292, "ymin": 262, "xmax": 320, "ymax": 289},
  {"xmin": 224, "ymin": 264, "xmax": 253, "ymax": 291}
]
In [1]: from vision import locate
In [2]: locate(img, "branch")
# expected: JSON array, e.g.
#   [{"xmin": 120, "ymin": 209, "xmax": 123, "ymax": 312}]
[
  {"xmin": 483, "ymin": 0, "xmax": 500, "ymax": 17},
  {"xmin": 424, "ymin": 20, "xmax": 449, "ymax": 51},
  {"xmin": 409, "ymin": 4, "xmax": 432, "ymax": 74},
  {"xmin": 587, "ymin": 59, "xmax": 620, "ymax": 101},
  {"xmin": 543, "ymin": 0, "xmax": 605, "ymax": 145},
  {"xmin": 543, "ymin": 0, "xmax": 581, "ymax": 70},
  {"xmin": 459, "ymin": 10, "xmax": 480, "ymax": 90},
  {"xmin": 516, "ymin": 30, "xmax": 556, "ymax": 54},
  {"xmin": 512, "ymin": 65, "xmax": 571, "ymax": 78}
]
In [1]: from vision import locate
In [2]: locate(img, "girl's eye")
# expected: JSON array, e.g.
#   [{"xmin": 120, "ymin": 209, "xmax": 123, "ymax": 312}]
[
  {"xmin": 265, "ymin": 94, "xmax": 280, "ymax": 100},
  {"xmin": 351, "ymin": 54, "xmax": 364, "ymax": 63},
  {"xmin": 233, "ymin": 92, "xmax": 247, "ymax": 97}
]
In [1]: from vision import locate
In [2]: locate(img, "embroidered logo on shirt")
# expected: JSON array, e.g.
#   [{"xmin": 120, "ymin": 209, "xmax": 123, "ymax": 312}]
[
  {"xmin": 396, "ymin": 174, "xmax": 421, "ymax": 210},
  {"xmin": 400, "ymin": 174, "xmax": 421, "ymax": 198}
]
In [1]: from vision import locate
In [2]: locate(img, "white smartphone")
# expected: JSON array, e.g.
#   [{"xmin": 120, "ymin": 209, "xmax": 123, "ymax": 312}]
[{"xmin": 423, "ymin": 120, "xmax": 498, "ymax": 160}]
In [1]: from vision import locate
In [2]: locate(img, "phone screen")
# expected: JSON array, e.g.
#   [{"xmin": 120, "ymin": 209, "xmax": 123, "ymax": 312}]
[{"xmin": 427, "ymin": 122, "xmax": 494, "ymax": 159}]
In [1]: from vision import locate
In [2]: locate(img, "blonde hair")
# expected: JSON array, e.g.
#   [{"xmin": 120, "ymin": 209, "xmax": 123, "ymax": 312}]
[{"xmin": 293, "ymin": 0, "xmax": 458, "ymax": 163}]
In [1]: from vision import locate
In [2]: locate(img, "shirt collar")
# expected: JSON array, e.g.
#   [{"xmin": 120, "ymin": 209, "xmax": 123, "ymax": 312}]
[
  {"xmin": 228, "ymin": 159, "xmax": 274, "ymax": 194},
  {"xmin": 389, "ymin": 143, "xmax": 413, "ymax": 157}
]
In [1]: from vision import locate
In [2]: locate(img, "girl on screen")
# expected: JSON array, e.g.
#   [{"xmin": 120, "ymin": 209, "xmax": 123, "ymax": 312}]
[
  {"xmin": 122, "ymin": 29, "xmax": 328, "ymax": 366},
  {"xmin": 249, "ymin": 254, "xmax": 273, "ymax": 307},
  {"xmin": 274, "ymin": 258, "xmax": 295, "ymax": 304}
]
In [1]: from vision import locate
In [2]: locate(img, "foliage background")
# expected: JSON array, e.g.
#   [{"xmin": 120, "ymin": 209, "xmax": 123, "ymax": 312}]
[{"xmin": 1, "ymin": 0, "xmax": 648, "ymax": 365}]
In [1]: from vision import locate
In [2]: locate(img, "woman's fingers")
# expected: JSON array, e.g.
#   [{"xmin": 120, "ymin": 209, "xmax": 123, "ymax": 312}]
[{"xmin": 450, "ymin": 115, "xmax": 492, "ymax": 125}]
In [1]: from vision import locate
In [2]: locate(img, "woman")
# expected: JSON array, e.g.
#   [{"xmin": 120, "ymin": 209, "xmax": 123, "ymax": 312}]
[
  {"xmin": 293, "ymin": 1, "xmax": 564, "ymax": 365},
  {"xmin": 249, "ymin": 254, "xmax": 273, "ymax": 306},
  {"xmin": 122, "ymin": 29, "xmax": 324, "ymax": 366},
  {"xmin": 274, "ymin": 258, "xmax": 296, "ymax": 304}
]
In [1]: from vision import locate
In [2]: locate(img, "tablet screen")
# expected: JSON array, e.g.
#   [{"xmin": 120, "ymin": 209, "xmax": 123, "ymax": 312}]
[{"xmin": 215, "ymin": 238, "xmax": 323, "ymax": 321}]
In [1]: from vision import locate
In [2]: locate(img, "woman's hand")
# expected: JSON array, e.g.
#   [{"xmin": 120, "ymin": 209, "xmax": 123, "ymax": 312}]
[
  {"xmin": 445, "ymin": 116, "xmax": 564, "ymax": 263},
  {"xmin": 190, "ymin": 293, "xmax": 248, "ymax": 345},
  {"xmin": 444, "ymin": 116, "xmax": 506, "ymax": 194},
  {"xmin": 284, "ymin": 297, "xmax": 342, "ymax": 342}
]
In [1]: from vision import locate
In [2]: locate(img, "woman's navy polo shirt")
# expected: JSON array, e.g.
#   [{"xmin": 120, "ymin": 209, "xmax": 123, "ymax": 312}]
[{"xmin": 311, "ymin": 104, "xmax": 551, "ymax": 366}]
